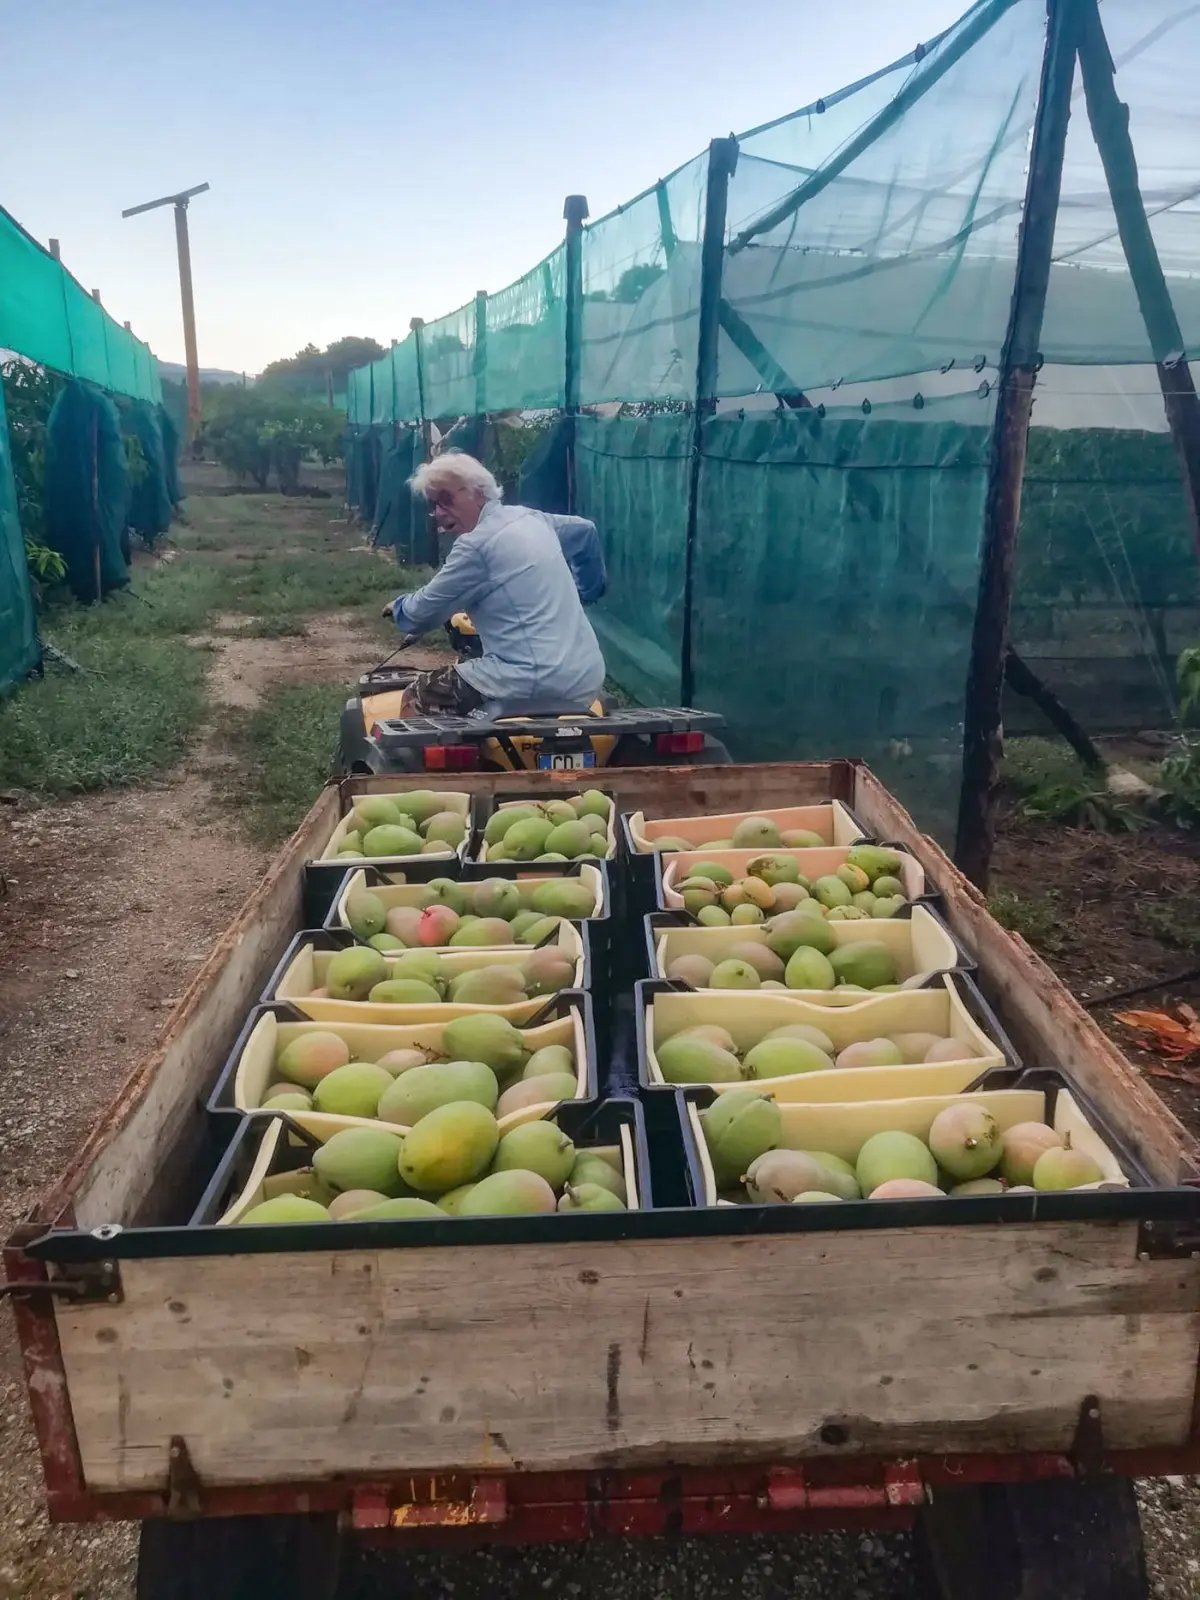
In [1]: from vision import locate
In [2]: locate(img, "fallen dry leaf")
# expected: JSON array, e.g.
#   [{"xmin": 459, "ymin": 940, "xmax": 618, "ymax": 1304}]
[{"xmin": 1115, "ymin": 1007, "xmax": 1200, "ymax": 1061}]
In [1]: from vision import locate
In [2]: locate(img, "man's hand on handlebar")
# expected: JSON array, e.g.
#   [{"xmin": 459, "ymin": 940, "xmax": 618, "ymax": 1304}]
[{"xmin": 381, "ymin": 599, "xmax": 396, "ymax": 620}]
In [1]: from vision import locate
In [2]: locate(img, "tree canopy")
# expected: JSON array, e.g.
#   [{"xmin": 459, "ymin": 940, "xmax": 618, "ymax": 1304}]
[{"xmin": 258, "ymin": 336, "xmax": 385, "ymax": 397}]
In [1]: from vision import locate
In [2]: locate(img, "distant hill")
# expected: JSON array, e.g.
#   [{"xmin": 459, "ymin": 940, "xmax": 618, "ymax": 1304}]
[{"xmin": 158, "ymin": 360, "xmax": 246, "ymax": 386}]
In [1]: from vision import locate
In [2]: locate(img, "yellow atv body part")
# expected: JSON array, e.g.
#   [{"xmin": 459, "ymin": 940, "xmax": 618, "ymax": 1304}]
[{"xmin": 450, "ymin": 611, "xmax": 478, "ymax": 635}]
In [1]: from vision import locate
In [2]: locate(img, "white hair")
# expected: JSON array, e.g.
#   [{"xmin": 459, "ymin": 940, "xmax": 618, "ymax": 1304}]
[{"xmin": 409, "ymin": 450, "xmax": 502, "ymax": 502}]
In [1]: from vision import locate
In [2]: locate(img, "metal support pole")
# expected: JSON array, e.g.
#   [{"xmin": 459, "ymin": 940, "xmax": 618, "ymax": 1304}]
[
  {"xmin": 474, "ymin": 290, "xmax": 488, "ymax": 423},
  {"xmin": 680, "ymin": 136, "xmax": 738, "ymax": 708},
  {"xmin": 411, "ymin": 316, "xmax": 437, "ymax": 566},
  {"xmin": 562, "ymin": 194, "xmax": 589, "ymax": 512},
  {"xmin": 48, "ymin": 238, "xmax": 60, "ymax": 261},
  {"xmin": 1075, "ymin": 0, "xmax": 1200, "ymax": 563},
  {"xmin": 173, "ymin": 201, "xmax": 202, "ymax": 445},
  {"xmin": 954, "ymin": 0, "xmax": 1081, "ymax": 889}
]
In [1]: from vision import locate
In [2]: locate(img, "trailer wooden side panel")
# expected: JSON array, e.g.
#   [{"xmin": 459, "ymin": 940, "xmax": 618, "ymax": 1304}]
[{"xmin": 55, "ymin": 1223, "xmax": 1200, "ymax": 1491}]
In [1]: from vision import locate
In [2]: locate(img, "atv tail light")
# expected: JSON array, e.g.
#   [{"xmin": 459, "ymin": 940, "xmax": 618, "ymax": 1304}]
[
  {"xmin": 424, "ymin": 744, "xmax": 480, "ymax": 771},
  {"xmin": 655, "ymin": 731, "xmax": 705, "ymax": 755}
]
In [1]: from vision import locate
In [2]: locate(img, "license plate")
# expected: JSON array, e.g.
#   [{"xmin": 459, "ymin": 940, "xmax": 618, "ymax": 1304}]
[{"xmin": 537, "ymin": 750, "xmax": 595, "ymax": 771}]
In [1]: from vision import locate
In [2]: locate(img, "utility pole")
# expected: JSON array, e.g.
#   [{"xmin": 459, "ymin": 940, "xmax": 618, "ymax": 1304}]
[{"xmin": 121, "ymin": 182, "xmax": 210, "ymax": 443}]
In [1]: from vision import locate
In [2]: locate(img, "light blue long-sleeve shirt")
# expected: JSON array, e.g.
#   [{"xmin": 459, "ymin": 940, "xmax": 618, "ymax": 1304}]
[{"xmin": 392, "ymin": 501, "xmax": 606, "ymax": 716}]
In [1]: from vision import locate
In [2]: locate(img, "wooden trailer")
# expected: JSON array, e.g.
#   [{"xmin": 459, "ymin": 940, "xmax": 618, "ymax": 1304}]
[{"xmin": 5, "ymin": 762, "xmax": 1199, "ymax": 1599}]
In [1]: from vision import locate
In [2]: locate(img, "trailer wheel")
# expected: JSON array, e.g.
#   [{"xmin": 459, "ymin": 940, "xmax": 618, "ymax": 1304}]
[
  {"xmin": 137, "ymin": 1513, "xmax": 345, "ymax": 1600},
  {"xmin": 915, "ymin": 1477, "xmax": 1149, "ymax": 1600}
]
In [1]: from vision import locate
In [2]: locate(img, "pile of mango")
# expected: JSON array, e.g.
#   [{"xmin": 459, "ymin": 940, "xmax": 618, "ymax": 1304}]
[
  {"xmin": 482, "ymin": 791, "xmax": 612, "ymax": 862},
  {"xmin": 701, "ymin": 1092, "xmax": 1107, "ymax": 1204},
  {"xmin": 260, "ymin": 1014, "xmax": 580, "ymax": 1122},
  {"xmin": 654, "ymin": 815, "xmax": 828, "ymax": 852},
  {"xmin": 657, "ymin": 1019, "xmax": 978, "ymax": 1086},
  {"xmin": 344, "ymin": 876, "xmax": 594, "ymax": 953},
  {"xmin": 303, "ymin": 944, "xmax": 577, "ymax": 1009},
  {"xmin": 667, "ymin": 918, "xmax": 914, "ymax": 996},
  {"xmin": 674, "ymin": 843, "xmax": 909, "ymax": 924},
  {"xmin": 334, "ymin": 791, "xmax": 468, "ymax": 861}
]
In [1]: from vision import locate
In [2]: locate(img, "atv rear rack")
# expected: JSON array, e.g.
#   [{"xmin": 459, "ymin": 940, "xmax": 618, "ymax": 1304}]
[{"xmin": 369, "ymin": 706, "xmax": 725, "ymax": 751}]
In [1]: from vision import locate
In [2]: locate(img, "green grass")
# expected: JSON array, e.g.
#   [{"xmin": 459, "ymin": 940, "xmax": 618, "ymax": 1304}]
[
  {"xmin": 1134, "ymin": 898, "xmax": 1200, "ymax": 953},
  {"xmin": 0, "ymin": 634, "xmax": 207, "ymax": 795},
  {"xmin": 987, "ymin": 888, "xmax": 1065, "ymax": 953},
  {"xmin": 219, "ymin": 681, "xmax": 348, "ymax": 844}
]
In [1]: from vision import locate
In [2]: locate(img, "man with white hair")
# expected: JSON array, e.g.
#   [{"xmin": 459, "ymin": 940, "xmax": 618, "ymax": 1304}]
[{"xmin": 384, "ymin": 451, "xmax": 607, "ymax": 719}]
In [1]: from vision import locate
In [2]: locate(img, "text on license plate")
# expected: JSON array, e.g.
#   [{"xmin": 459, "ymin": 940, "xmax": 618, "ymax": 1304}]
[{"xmin": 537, "ymin": 750, "xmax": 596, "ymax": 770}]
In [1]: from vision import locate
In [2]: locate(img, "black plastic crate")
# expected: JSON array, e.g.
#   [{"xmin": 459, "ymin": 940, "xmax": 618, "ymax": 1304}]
[
  {"xmin": 259, "ymin": 925, "xmax": 594, "ymax": 1013},
  {"xmin": 620, "ymin": 800, "xmax": 875, "ymax": 922},
  {"xmin": 628, "ymin": 970, "xmax": 1021, "ymax": 1095},
  {"xmin": 470, "ymin": 787, "xmax": 621, "ymax": 867},
  {"xmin": 673, "ymin": 1065, "xmax": 1200, "ymax": 1230},
  {"xmin": 304, "ymin": 853, "xmax": 467, "ymax": 931},
  {"xmin": 190, "ymin": 1095, "xmax": 654, "ymax": 1236},
  {"xmin": 206, "ymin": 989, "xmax": 601, "ymax": 1125},
  {"xmin": 639, "ymin": 900, "xmax": 975, "ymax": 988}
]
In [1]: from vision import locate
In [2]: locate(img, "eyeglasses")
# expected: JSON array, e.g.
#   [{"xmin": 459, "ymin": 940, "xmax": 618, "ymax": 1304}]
[{"xmin": 429, "ymin": 489, "xmax": 456, "ymax": 510}]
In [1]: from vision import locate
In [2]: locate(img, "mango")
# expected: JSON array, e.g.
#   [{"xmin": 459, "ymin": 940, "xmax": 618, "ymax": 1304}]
[
  {"xmin": 470, "ymin": 878, "xmax": 518, "ymax": 921},
  {"xmin": 792, "ymin": 1191, "xmax": 844, "ymax": 1204},
  {"xmin": 558, "ymin": 1182, "xmax": 625, "ymax": 1212},
  {"xmin": 379, "ymin": 1060, "xmax": 499, "ymax": 1125},
  {"xmin": 856, "ymin": 1131, "xmax": 938, "ymax": 1196},
  {"xmin": 781, "ymin": 829, "xmax": 824, "ymax": 848},
  {"xmin": 729, "ymin": 904, "xmax": 765, "ymax": 926},
  {"xmin": 262, "ymin": 1090, "xmax": 314, "ymax": 1113},
  {"xmin": 764, "ymin": 909, "xmax": 834, "ymax": 959},
  {"xmin": 765, "ymin": 1022, "xmax": 835, "ymax": 1054},
  {"xmin": 396, "ymin": 790, "xmax": 448, "ymax": 826},
  {"xmin": 677, "ymin": 1023, "xmax": 737, "ymax": 1052},
  {"xmin": 390, "ymin": 950, "xmax": 446, "ymax": 983},
  {"xmin": 869, "ymin": 1178, "xmax": 944, "ymax": 1199},
  {"xmin": 531, "ymin": 880, "xmax": 597, "ymax": 921},
  {"xmin": 749, "ymin": 854, "xmax": 800, "ymax": 886},
  {"xmin": 889, "ymin": 1032, "xmax": 942, "ymax": 1063},
  {"xmin": 352, "ymin": 797, "xmax": 404, "ymax": 832},
  {"xmin": 701, "ymin": 1088, "xmax": 781, "ymax": 1189},
  {"xmin": 437, "ymin": 1183, "xmax": 477, "ymax": 1213},
  {"xmin": 847, "ymin": 844, "xmax": 903, "ymax": 882},
  {"xmin": 873, "ymin": 875, "xmax": 904, "ymax": 898},
  {"xmin": 326, "ymin": 946, "xmax": 388, "ymax": 1001},
  {"xmin": 313, "ymin": 1127, "xmax": 406, "ymax": 1195},
  {"xmin": 424, "ymin": 812, "xmax": 467, "ymax": 849},
  {"xmin": 237, "ymin": 1195, "xmax": 328, "ymax": 1225},
  {"xmin": 450, "ymin": 917, "xmax": 516, "ymax": 947},
  {"xmin": 362, "ymin": 824, "xmax": 424, "ymax": 858},
  {"xmin": 385, "ymin": 906, "xmax": 425, "ymax": 943},
  {"xmin": 656, "ymin": 1035, "xmax": 742, "ymax": 1085},
  {"xmin": 428, "ymin": 877, "xmax": 470, "ymax": 914},
  {"xmin": 950, "ymin": 1177, "xmax": 1006, "ymax": 1197},
  {"xmin": 696, "ymin": 906, "xmax": 731, "ymax": 928},
  {"xmin": 368, "ymin": 933, "xmax": 407, "ymax": 952},
  {"xmin": 731, "ymin": 816, "xmax": 781, "ymax": 849},
  {"xmin": 327, "ymin": 1189, "xmax": 389, "ymax": 1219},
  {"xmin": 276, "ymin": 1031, "xmax": 351, "ymax": 1089},
  {"xmin": 728, "ymin": 942, "xmax": 785, "ymax": 981},
  {"xmin": 496, "ymin": 1072, "xmax": 579, "ymax": 1117},
  {"xmin": 413, "ymin": 904, "xmax": 458, "ymax": 945},
  {"xmin": 742, "ymin": 1036, "xmax": 832, "ymax": 1079},
  {"xmin": 928, "ymin": 1102, "xmax": 1003, "ymax": 1181},
  {"xmin": 573, "ymin": 790, "xmax": 611, "ymax": 819},
  {"xmin": 568, "ymin": 1154, "xmax": 627, "ymax": 1203},
  {"xmin": 523, "ymin": 1043, "xmax": 575, "ymax": 1080},
  {"xmin": 504, "ymin": 817, "xmax": 555, "ymax": 860},
  {"xmin": 871, "ymin": 896, "xmax": 907, "ymax": 918},
  {"xmin": 836, "ymin": 863, "xmax": 871, "ymax": 894},
  {"xmin": 1032, "ymin": 1135, "xmax": 1102, "ymax": 1191},
  {"xmin": 312, "ymin": 1062, "xmax": 394, "ymax": 1118},
  {"xmin": 834, "ymin": 1038, "xmax": 904, "ymax": 1070},
  {"xmin": 784, "ymin": 946, "xmax": 836, "ymax": 990},
  {"xmin": 492, "ymin": 1121, "xmax": 576, "ymax": 1189},
  {"xmin": 770, "ymin": 882, "xmax": 811, "ymax": 910},
  {"xmin": 517, "ymin": 916, "xmax": 560, "ymax": 946},
  {"xmin": 709, "ymin": 958, "xmax": 760, "ymax": 991},
  {"xmin": 544, "ymin": 820, "xmax": 594, "ymax": 859},
  {"xmin": 356, "ymin": 1197, "xmax": 446, "ymax": 1220},
  {"xmin": 399, "ymin": 1101, "xmax": 499, "ymax": 1192},
  {"xmin": 805, "ymin": 1151, "xmax": 861, "ymax": 1200},
  {"xmin": 689, "ymin": 861, "xmax": 734, "ymax": 887},
  {"xmin": 346, "ymin": 889, "xmax": 387, "ymax": 941},
  {"xmin": 851, "ymin": 892, "xmax": 878, "ymax": 914},
  {"xmin": 448, "ymin": 967, "xmax": 527, "ymax": 1007},
  {"xmin": 999, "ymin": 1122, "xmax": 1063, "ymax": 1186},
  {"xmin": 457, "ymin": 1170, "xmax": 558, "ymax": 1215},
  {"xmin": 368, "ymin": 978, "xmax": 443, "ymax": 1005},
  {"xmin": 925, "ymin": 1038, "xmax": 972, "ymax": 1063},
  {"xmin": 745, "ymin": 1150, "xmax": 835, "ymax": 1204},
  {"xmin": 442, "ymin": 1014, "xmax": 526, "ymax": 1073},
  {"xmin": 812, "ymin": 875, "xmax": 852, "ymax": 909},
  {"xmin": 485, "ymin": 805, "xmax": 537, "ymax": 845},
  {"xmin": 681, "ymin": 881, "xmax": 718, "ymax": 915},
  {"xmin": 829, "ymin": 941, "xmax": 897, "ymax": 990}
]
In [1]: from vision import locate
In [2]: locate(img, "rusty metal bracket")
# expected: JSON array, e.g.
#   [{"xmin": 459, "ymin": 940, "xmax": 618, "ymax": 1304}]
[
  {"xmin": 1137, "ymin": 1217, "xmax": 1200, "ymax": 1260},
  {"xmin": 0, "ymin": 1258, "xmax": 122, "ymax": 1306},
  {"xmin": 1072, "ymin": 1394, "xmax": 1106, "ymax": 1478},
  {"xmin": 166, "ymin": 1436, "xmax": 202, "ymax": 1519}
]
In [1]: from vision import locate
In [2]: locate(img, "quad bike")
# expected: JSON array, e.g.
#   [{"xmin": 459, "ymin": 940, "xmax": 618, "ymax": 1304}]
[{"xmin": 337, "ymin": 613, "xmax": 731, "ymax": 776}]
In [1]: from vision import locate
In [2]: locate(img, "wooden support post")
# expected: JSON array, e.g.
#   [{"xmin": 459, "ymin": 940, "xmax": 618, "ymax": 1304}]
[
  {"xmin": 954, "ymin": 0, "xmax": 1081, "ymax": 890},
  {"xmin": 680, "ymin": 136, "xmax": 738, "ymax": 708},
  {"xmin": 172, "ymin": 201, "xmax": 202, "ymax": 447},
  {"xmin": 410, "ymin": 316, "xmax": 437, "ymax": 566},
  {"xmin": 1076, "ymin": 0, "xmax": 1200, "ymax": 564},
  {"xmin": 562, "ymin": 194, "xmax": 589, "ymax": 512}
]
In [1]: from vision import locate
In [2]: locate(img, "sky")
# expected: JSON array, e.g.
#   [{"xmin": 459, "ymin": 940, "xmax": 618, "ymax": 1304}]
[{"xmin": 2, "ymin": 0, "xmax": 969, "ymax": 373}]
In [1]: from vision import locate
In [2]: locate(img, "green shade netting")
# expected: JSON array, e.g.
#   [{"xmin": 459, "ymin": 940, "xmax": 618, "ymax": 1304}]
[
  {"xmin": 372, "ymin": 428, "xmax": 427, "ymax": 565},
  {"xmin": 0, "ymin": 377, "xmax": 38, "ymax": 693},
  {"xmin": 44, "ymin": 380, "xmax": 131, "ymax": 600},
  {"xmin": 423, "ymin": 301, "xmax": 477, "ymax": 420},
  {"xmin": 484, "ymin": 250, "xmax": 566, "ymax": 413}
]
